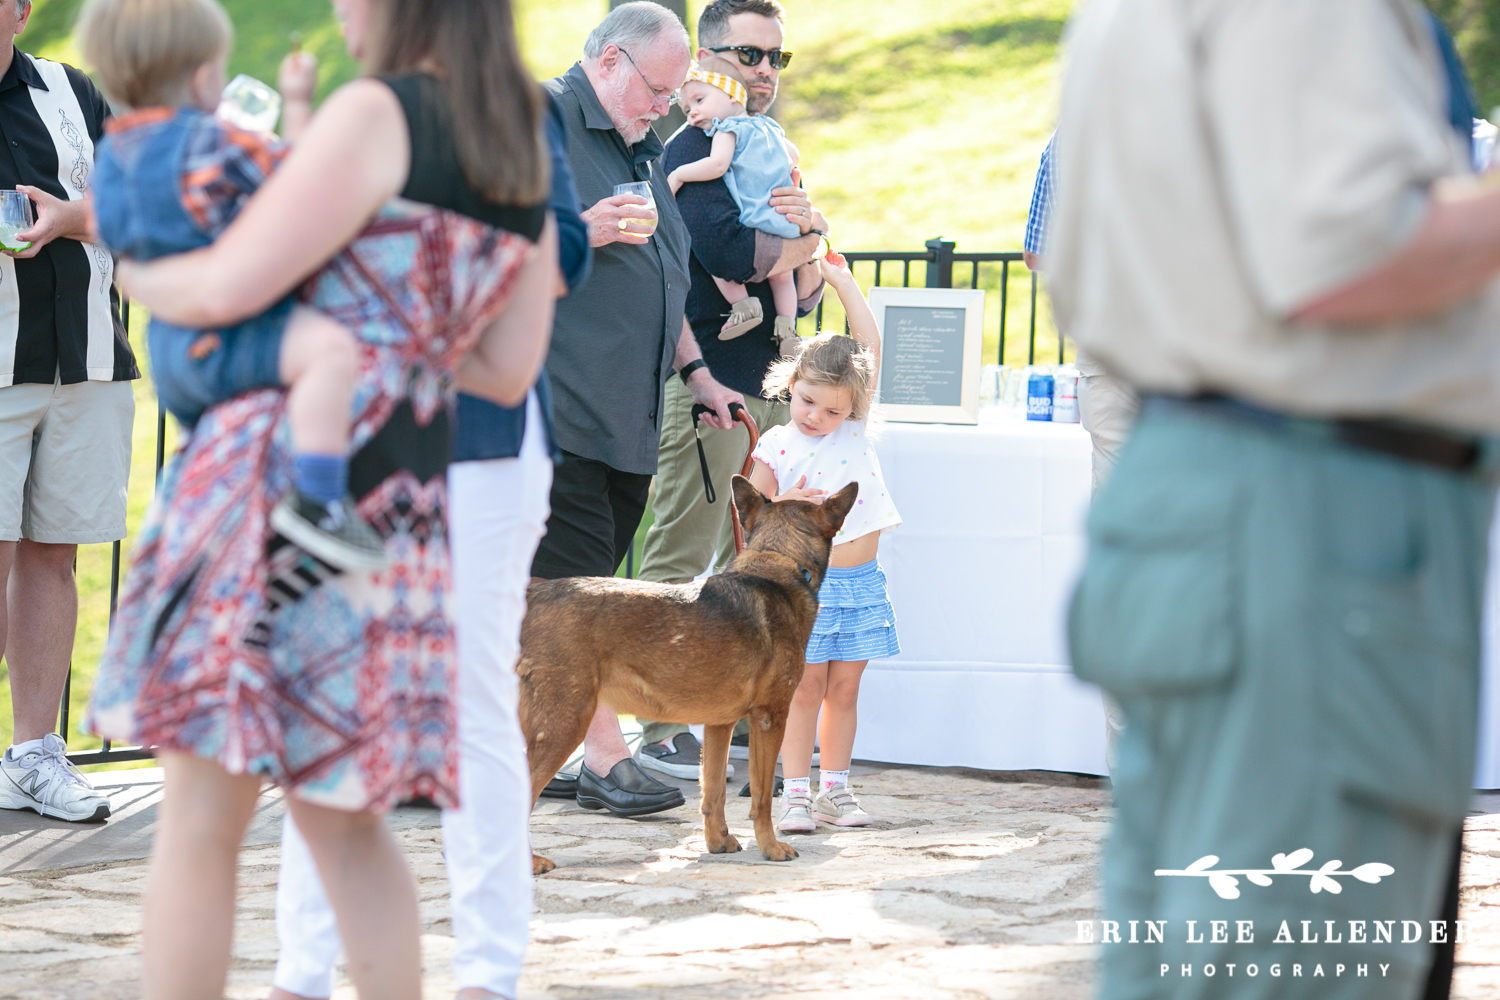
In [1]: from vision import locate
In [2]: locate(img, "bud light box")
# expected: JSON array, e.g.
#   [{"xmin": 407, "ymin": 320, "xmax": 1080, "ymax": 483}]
[{"xmin": 1027, "ymin": 372, "xmax": 1054, "ymax": 421}]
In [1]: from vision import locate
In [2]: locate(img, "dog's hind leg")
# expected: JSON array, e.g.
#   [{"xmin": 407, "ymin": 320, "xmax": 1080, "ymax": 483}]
[
  {"xmin": 700, "ymin": 724, "xmax": 739, "ymax": 855},
  {"xmin": 518, "ymin": 665, "xmax": 595, "ymax": 875},
  {"xmin": 747, "ymin": 708, "xmax": 798, "ymax": 862}
]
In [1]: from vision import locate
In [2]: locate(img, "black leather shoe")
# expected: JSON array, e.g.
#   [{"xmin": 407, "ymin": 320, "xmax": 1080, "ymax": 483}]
[
  {"xmin": 540, "ymin": 773, "xmax": 578, "ymax": 798},
  {"xmin": 576, "ymin": 758, "xmax": 685, "ymax": 816}
]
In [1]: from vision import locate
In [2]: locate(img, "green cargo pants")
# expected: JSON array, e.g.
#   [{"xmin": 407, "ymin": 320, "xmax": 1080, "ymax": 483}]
[
  {"xmin": 1069, "ymin": 401, "xmax": 1494, "ymax": 999},
  {"xmin": 636, "ymin": 376, "xmax": 789, "ymax": 746}
]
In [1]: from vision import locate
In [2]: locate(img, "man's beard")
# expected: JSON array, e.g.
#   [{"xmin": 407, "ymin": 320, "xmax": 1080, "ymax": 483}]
[
  {"xmin": 619, "ymin": 117, "xmax": 657, "ymax": 144},
  {"xmin": 600, "ymin": 72, "xmax": 657, "ymax": 145},
  {"xmin": 746, "ymin": 88, "xmax": 775, "ymax": 115}
]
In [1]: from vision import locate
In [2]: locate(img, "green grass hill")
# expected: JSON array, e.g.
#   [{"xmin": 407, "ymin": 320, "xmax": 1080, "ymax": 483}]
[{"xmin": 27, "ymin": 0, "xmax": 1066, "ymax": 253}]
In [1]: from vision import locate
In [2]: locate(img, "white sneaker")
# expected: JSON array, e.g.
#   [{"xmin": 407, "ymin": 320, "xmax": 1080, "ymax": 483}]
[
  {"xmin": 0, "ymin": 734, "xmax": 110, "ymax": 822},
  {"xmin": 776, "ymin": 788, "xmax": 816, "ymax": 833},
  {"xmin": 812, "ymin": 783, "xmax": 873, "ymax": 827}
]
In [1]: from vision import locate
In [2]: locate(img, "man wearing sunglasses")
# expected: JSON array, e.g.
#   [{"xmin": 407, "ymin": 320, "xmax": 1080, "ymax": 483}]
[{"xmin": 635, "ymin": 0, "xmax": 833, "ymax": 778}]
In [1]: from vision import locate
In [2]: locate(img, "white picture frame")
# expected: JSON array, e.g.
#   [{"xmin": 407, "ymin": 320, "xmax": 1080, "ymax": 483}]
[{"xmin": 868, "ymin": 286, "xmax": 986, "ymax": 424}]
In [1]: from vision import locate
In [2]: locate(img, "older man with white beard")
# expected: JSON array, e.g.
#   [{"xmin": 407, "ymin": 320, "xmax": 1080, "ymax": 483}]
[{"xmin": 530, "ymin": 2, "xmax": 745, "ymax": 817}]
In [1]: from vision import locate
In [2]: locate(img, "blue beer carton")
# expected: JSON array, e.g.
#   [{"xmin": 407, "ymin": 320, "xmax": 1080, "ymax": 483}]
[{"xmin": 1027, "ymin": 371, "xmax": 1054, "ymax": 421}]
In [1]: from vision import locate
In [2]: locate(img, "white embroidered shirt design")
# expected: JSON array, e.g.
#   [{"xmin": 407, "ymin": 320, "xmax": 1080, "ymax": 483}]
[{"xmin": 752, "ymin": 420, "xmax": 902, "ymax": 545}]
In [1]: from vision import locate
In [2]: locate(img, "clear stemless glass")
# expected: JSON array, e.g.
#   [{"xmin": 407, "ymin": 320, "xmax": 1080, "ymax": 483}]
[
  {"xmin": 0, "ymin": 189, "xmax": 34, "ymax": 252},
  {"xmin": 980, "ymin": 364, "xmax": 1006, "ymax": 410},
  {"xmin": 613, "ymin": 181, "xmax": 657, "ymax": 237},
  {"xmin": 217, "ymin": 74, "xmax": 283, "ymax": 134}
]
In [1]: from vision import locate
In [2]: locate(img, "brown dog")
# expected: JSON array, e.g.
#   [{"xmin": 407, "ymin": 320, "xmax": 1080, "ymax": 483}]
[{"xmin": 518, "ymin": 475, "xmax": 858, "ymax": 873}]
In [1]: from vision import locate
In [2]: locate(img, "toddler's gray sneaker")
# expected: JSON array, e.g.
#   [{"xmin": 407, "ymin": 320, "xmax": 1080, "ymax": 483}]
[
  {"xmin": 271, "ymin": 491, "xmax": 388, "ymax": 573},
  {"xmin": 812, "ymin": 783, "xmax": 873, "ymax": 827}
]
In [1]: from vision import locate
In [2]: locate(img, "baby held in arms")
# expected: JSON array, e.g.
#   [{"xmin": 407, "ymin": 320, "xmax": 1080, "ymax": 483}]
[
  {"xmin": 668, "ymin": 62, "xmax": 803, "ymax": 356},
  {"xmin": 83, "ymin": 0, "xmax": 385, "ymax": 576}
]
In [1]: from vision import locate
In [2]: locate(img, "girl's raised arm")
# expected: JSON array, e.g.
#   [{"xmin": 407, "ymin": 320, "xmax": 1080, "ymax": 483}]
[
  {"xmin": 821, "ymin": 253, "xmax": 882, "ymax": 381},
  {"xmin": 117, "ymin": 80, "xmax": 412, "ymax": 328}
]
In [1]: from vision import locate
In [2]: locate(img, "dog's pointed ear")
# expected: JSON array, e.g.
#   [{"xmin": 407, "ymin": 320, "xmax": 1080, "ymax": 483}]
[
  {"xmin": 731, "ymin": 475, "xmax": 768, "ymax": 536},
  {"xmin": 818, "ymin": 481, "xmax": 860, "ymax": 538}
]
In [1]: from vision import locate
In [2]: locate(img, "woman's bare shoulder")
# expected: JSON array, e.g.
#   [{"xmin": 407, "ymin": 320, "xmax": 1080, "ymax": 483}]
[
  {"xmin": 316, "ymin": 77, "xmax": 406, "ymax": 124},
  {"xmin": 284, "ymin": 77, "xmax": 410, "ymax": 199}
]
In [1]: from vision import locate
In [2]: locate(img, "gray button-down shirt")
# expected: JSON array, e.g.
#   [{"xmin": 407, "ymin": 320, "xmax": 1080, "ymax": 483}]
[{"xmin": 543, "ymin": 63, "xmax": 691, "ymax": 474}]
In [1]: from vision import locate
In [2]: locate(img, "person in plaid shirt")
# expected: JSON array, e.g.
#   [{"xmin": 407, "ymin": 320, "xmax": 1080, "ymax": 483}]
[
  {"xmin": 87, "ymin": 0, "xmax": 384, "ymax": 576},
  {"xmin": 1022, "ymin": 131, "xmax": 1053, "ymax": 271}
]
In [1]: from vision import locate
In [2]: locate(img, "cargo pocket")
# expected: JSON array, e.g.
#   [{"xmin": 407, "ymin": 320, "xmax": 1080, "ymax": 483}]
[
  {"xmin": 1320, "ymin": 572, "xmax": 1475, "ymax": 827},
  {"xmin": 1069, "ymin": 475, "xmax": 1239, "ymax": 695}
]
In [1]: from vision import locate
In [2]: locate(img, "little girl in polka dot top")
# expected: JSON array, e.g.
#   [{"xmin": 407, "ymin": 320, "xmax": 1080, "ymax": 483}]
[{"xmin": 749, "ymin": 250, "xmax": 901, "ymax": 833}]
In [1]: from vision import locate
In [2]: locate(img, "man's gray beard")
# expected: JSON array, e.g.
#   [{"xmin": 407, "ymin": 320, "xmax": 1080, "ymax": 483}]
[
  {"xmin": 598, "ymin": 73, "xmax": 656, "ymax": 145},
  {"xmin": 619, "ymin": 119, "xmax": 655, "ymax": 144},
  {"xmin": 747, "ymin": 91, "xmax": 774, "ymax": 115}
]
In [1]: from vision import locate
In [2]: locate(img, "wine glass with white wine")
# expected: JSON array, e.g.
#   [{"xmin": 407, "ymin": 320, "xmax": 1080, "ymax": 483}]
[
  {"xmin": 613, "ymin": 181, "xmax": 657, "ymax": 239},
  {"xmin": 0, "ymin": 190, "xmax": 34, "ymax": 252}
]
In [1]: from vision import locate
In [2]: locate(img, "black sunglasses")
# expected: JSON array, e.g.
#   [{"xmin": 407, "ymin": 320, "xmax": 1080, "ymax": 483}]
[{"xmin": 706, "ymin": 45, "xmax": 793, "ymax": 70}]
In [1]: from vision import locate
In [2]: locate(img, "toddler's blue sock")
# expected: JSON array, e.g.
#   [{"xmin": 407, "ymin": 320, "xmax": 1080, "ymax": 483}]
[{"xmin": 293, "ymin": 453, "xmax": 349, "ymax": 507}]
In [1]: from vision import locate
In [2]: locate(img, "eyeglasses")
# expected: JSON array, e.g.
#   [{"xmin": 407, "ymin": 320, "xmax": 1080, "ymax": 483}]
[
  {"xmin": 706, "ymin": 45, "xmax": 794, "ymax": 70},
  {"xmin": 617, "ymin": 46, "xmax": 679, "ymax": 109}
]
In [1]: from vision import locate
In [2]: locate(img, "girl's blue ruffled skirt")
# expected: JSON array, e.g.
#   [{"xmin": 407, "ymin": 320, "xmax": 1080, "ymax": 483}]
[{"xmin": 805, "ymin": 559, "xmax": 900, "ymax": 664}]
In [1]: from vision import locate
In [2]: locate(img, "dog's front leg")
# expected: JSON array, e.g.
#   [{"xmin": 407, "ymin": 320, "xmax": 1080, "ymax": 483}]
[
  {"xmin": 700, "ymin": 724, "xmax": 739, "ymax": 854},
  {"xmin": 747, "ymin": 710, "xmax": 797, "ymax": 861},
  {"xmin": 518, "ymin": 661, "xmax": 596, "ymax": 876}
]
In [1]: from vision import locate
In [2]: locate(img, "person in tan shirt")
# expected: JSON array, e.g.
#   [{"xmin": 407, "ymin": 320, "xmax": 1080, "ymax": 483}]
[{"xmin": 1052, "ymin": 2, "xmax": 1500, "ymax": 996}]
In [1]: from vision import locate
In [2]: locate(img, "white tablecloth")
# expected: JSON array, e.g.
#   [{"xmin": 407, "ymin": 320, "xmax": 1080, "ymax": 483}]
[
  {"xmin": 852, "ymin": 411, "xmax": 1500, "ymax": 787},
  {"xmin": 852, "ymin": 412, "xmax": 1110, "ymax": 774}
]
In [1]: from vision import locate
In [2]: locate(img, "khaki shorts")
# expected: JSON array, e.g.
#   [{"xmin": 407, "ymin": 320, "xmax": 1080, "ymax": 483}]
[{"xmin": 0, "ymin": 379, "xmax": 134, "ymax": 544}]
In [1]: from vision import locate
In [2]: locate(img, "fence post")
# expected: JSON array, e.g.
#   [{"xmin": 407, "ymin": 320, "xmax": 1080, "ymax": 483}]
[{"xmin": 924, "ymin": 238, "xmax": 955, "ymax": 289}]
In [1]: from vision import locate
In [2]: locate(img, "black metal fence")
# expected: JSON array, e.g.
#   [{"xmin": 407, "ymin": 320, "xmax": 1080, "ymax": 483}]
[
  {"xmin": 42, "ymin": 239, "xmax": 1054, "ymax": 766},
  {"xmin": 834, "ymin": 238, "xmax": 1065, "ymax": 366}
]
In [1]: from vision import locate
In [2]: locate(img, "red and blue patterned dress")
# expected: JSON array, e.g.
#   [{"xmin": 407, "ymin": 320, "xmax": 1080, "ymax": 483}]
[{"xmin": 87, "ymin": 77, "xmax": 542, "ymax": 812}]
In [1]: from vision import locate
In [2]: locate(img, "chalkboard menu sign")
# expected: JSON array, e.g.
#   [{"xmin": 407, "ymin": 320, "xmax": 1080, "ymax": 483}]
[
  {"xmin": 869, "ymin": 287, "xmax": 985, "ymax": 423},
  {"xmin": 879, "ymin": 306, "xmax": 966, "ymax": 406}
]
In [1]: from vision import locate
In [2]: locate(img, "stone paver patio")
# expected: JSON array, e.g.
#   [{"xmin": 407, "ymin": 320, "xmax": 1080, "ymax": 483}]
[{"xmin": 1, "ymin": 764, "xmax": 1498, "ymax": 999}]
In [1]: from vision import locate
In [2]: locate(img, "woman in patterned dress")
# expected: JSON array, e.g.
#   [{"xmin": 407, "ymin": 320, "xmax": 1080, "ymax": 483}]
[{"xmin": 84, "ymin": 1, "xmax": 558, "ymax": 997}]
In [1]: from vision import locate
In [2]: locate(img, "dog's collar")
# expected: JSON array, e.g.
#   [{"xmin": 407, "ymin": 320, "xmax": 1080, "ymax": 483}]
[{"xmin": 745, "ymin": 549, "xmax": 819, "ymax": 592}]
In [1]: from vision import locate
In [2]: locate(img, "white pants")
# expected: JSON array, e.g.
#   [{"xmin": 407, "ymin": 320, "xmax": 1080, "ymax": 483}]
[
  {"xmin": 1076, "ymin": 365, "xmax": 1136, "ymax": 775},
  {"xmin": 1077, "ymin": 368, "xmax": 1138, "ymax": 494},
  {"xmin": 273, "ymin": 395, "xmax": 553, "ymax": 999}
]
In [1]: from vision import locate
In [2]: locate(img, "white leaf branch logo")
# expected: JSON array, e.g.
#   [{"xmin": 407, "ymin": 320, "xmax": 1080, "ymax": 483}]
[{"xmin": 1156, "ymin": 849, "xmax": 1395, "ymax": 900}]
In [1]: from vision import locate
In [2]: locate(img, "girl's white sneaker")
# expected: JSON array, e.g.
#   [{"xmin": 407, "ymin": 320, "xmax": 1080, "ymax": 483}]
[
  {"xmin": 776, "ymin": 788, "xmax": 816, "ymax": 833},
  {"xmin": 812, "ymin": 783, "xmax": 873, "ymax": 827}
]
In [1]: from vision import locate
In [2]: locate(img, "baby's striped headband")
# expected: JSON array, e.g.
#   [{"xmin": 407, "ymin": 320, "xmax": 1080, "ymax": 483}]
[{"xmin": 684, "ymin": 65, "xmax": 747, "ymax": 107}]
